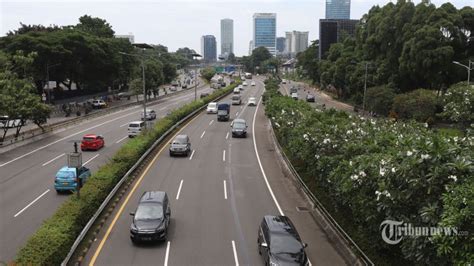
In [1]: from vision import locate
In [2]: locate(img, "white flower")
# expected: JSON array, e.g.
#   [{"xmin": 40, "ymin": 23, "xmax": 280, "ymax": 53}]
[
  {"xmin": 421, "ymin": 154, "xmax": 431, "ymax": 160},
  {"xmin": 448, "ymin": 175, "xmax": 458, "ymax": 182},
  {"xmin": 287, "ymin": 121, "xmax": 293, "ymax": 126},
  {"xmin": 379, "ymin": 167, "xmax": 386, "ymax": 177},
  {"xmin": 371, "ymin": 119, "xmax": 376, "ymax": 125},
  {"xmin": 323, "ymin": 138, "xmax": 331, "ymax": 144},
  {"xmin": 291, "ymin": 111, "xmax": 295, "ymax": 115},
  {"xmin": 424, "ymin": 123, "xmax": 429, "ymax": 128},
  {"xmin": 407, "ymin": 151, "xmax": 413, "ymax": 156},
  {"xmin": 350, "ymin": 174, "xmax": 359, "ymax": 181},
  {"xmin": 391, "ymin": 167, "xmax": 396, "ymax": 173},
  {"xmin": 359, "ymin": 171, "xmax": 367, "ymax": 177},
  {"xmin": 380, "ymin": 159, "xmax": 387, "ymax": 165},
  {"xmin": 351, "ymin": 122, "xmax": 356, "ymax": 126},
  {"xmin": 346, "ymin": 130, "xmax": 353, "ymax": 134},
  {"xmin": 315, "ymin": 154, "xmax": 320, "ymax": 159},
  {"xmin": 333, "ymin": 144, "xmax": 338, "ymax": 148},
  {"xmin": 303, "ymin": 134, "xmax": 309, "ymax": 141},
  {"xmin": 376, "ymin": 190, "xmax": 391, "ymax": 201},
  {"xmin": 349, "ymin": 161, "xmax": 353, "ymax": 166},
  {"xmin": 275, "ymin": 122, "xmax": 280, "ymax": 128},
  {"xmin": 281, "ymin": 109, "xmax": 286, "ymax": 114}
]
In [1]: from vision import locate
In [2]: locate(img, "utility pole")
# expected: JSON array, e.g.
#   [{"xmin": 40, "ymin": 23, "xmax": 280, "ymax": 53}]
[
  {"xmin": 453, "ymin": 60, "xmax": 473, "ymax": 85},
  {"xmin": 191, "ymin": 53, "xmax": 202, "ymax": 101},
  {"xmin": 363, "ymin": 62, "xmax": 368, "ymax": 113}
]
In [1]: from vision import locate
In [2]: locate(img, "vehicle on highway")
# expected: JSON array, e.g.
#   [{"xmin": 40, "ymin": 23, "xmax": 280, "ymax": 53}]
[
  {"xmin": 92, "ymin": 99, "xmax": 107, "ymax": 109},
  {"xmin": 141, "ymin": 109, "xmax": 157, "ymax": 120},
  {"xmin": 232, "ymin": 95, "xmax": 242, "ymax": 105},
  {"xmin": 251, "ymin": 81, "xmax": 256, "ymax": 86},
  {"xmin": 258, "ymin": 215, "xmax": 309, "ymax": 266},
  {"xmin": 117, "ymin": 91, "xmax": 132, "ymax": 100},
  {"xmin": 306, "ymin": 94, "xmax": 315, "ymax": 102},
  {"xmin": 237, "ymin": 85, "xmax": 244, "ymax": 91},
  {"xmin": 130, "ymin": 191, "xmax": 171, "ymax": 243},
  {"xmin": 290, "ymin": 87, "xmax": 298, "ymax": 94},
  {"xmin": 245, "ymin": 72, "xmax": 253, "ymax": 79},
  {"xmin": 171, "ymin": 80, "xmax": 179, "ymax": 87},
  {"xmin": 182, "ymin": 83, "xmax": 187, "ymax": 89},
  {"xmin": 80, "ymin": 134, "xmax": 105, "ymax": 151},
  {"xmin": 169, "ymin": 134, "xmax": 191, "ymax": 156},
  {"xmin": 233, "ymin": 87, "xmax": 240, "ymax": 94},
  {"xmin": 169, "ymin": 86, "xmax": 177, "ymax": 92},
  {"xmin": 54, "ymin": 166, "xmax": 91, "ymax": 193},
  {"xmin": 206, "ymin": 102, "xmax": 218, "ymax": 114},
  {"xmin": 128, "ymin": 121, "xmax": 145, "ymax": 138},
  {"xmin": 0, "ymin": 115, "xmax": 25, "ymax": 128},
  {"xmin": 291, "ymin": 92, "xmax": 298, "ymax": 100},
  {"xmin": 243, "ymin": 81, "xmax": 248, "ymax": 86},
  {"xmin": 281, "ymin": 79, "xmax": 287, "ymax": 84},
  {"xmin": 231, "ymin": 118, "xmax": 247, "ymax": 138},
  {"xmin": 200, "ymin": 92, "xmax": 210, "ymax": 98},
  {"xmin": 217, "ymin": 102, "xmax": 230, "ymax": 121},
  {"xmin": 248, "ymin": 97, "xmax": 257, "ymax": 106}
]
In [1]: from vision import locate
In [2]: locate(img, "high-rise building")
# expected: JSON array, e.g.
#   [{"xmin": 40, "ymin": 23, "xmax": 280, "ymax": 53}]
[
  {"xmin": 249, "ymin": 40, "xmax": 254, "ymax": 55},
  {"xmin": 285, "ymin": 31, "xmax": 309, "ymax": 57},
  {"xmin": 326, "ymin": 0, "xmax": 351, "ymax": 19},
  {"xmin": 221, "ymin": 19, "xmax": 234, "ymax": 58},
  {"xmin": 276, "ymin": 37, "xmax": 286, "ymax": 54},
  {"xmin": 201, "ymin": 35, "xmax": 217, "ymax": 62},
  {"xmin": 319, "ymin": 19, "xmax": 358, "ymax": 59},
  {"xmin": 253, "ymin": 13, "xmax": 277, "ymax": 55}
]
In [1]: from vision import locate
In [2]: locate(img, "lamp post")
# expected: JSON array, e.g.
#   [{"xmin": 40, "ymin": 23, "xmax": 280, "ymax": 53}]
[
  {"xmin": 453, "ymin": 60, "xmax": 473, "ymax": 85},
  {"xmin": 119, "ymin": 43, "xmax": 153, "ymax": 129},
  {"xmin": 45, "ymin": 63, "xmax": 60, "ymax": 104},
  {"xmin": 191, "ymin": 53, "xmax": 202, "ymax": 101},
  {"xmin": 362, "ymin": 62, "xmax": 369, "ymax": 112}
]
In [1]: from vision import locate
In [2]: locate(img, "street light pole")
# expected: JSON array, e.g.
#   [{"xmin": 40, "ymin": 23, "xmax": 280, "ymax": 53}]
[
  {"xmin": 191, "ymin": 53, "xmax": 202, "ymax": 101},
  {"xmin": 141, "ymin": 55, "xmax": 147, "ymax": 128},
  {"xmin": 46, "ymin": 63, "xmax": 60, "ymax": 104},
  {"xmin": 363, "ymin": 62, "xmax": 368, "ymax": 112},
  {"xmin": 453, "ymin": 60, "xmax": 473, "ymax": 85}
]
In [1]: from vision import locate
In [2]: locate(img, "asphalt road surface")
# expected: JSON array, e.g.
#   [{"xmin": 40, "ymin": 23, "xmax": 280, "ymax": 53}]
[
  {"xmin": 84, "ymin": 77, "xmax": 347, "ymax": 266},
  {"xmin": 0, "ymin": 84, "xmax": 214, "ymax": 262}
]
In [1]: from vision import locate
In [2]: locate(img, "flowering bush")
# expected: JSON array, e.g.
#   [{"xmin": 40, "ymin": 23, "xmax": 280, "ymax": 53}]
[
  {"xmin": 439, "ymin": 82, "xmax": 474, "ymax": 126},
  {"xmin": 264, "ymin": 78, "xmax": 473, "ymax": 264}
]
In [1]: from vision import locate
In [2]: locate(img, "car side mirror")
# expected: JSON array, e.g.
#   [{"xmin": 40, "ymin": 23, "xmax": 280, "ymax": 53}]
[
  {"xmin": 260, "ymin": 242, "xmax": 268, "ymax": 248},
  {"xmin": 130, "ymin": 212, "xmax": 135, "ymax": 216},
  {"xmin": 303, "ymin": 243, "xmax": 308, "ymax": 248}
]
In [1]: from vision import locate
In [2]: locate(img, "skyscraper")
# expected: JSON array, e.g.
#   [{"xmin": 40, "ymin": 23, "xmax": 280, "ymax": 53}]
[
  {"xmin": 221, "ymin": 19, "xmax": 234, "ymax": 58},
  {"xmin": 326, "ymin": 0, "xmax": 351, "ymax": 19},
  {"xmin": 253, "ymin": 13, "xmax": 277, "ymax": 55},
  {"xmin": 285, "ymin": 31, "xmax": 309, "ymax": 57},
  {"xmin": 201, "ymin": 35, "xmax": 217, "ymax": 62},
  {"xmin": 319, "ymin": 19, "xmax": 358, "ymax": 59},
  {"xmin": 276, "ymin": 37, "xmax": 286, "ymax": 54}
]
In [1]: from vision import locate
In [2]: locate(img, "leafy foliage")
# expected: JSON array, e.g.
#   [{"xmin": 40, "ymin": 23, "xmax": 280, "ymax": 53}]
[
  {"xmin": 439, "ymin": 82, "xmax": 474, "ymax": 125},
  {"xmin": 392, "ymin": 89, "xmax": 441, "ymax": 123},
  {"xmin": 201, "ymin": 67, "xmax": 216, "ymax": 82}
]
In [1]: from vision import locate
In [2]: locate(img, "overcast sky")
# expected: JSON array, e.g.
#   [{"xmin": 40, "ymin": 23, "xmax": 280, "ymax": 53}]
[{"xmin": 0, "ymin": 0, "xmax": 471, "ymax": 56}]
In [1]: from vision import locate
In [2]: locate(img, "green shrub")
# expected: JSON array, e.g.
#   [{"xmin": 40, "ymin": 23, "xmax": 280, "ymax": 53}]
[
  {"xmin": 439, "ymin": 82, "xmax": 474, "ymax": 126},
  {"xmin": 365, "ymin": 85, "xmax": 396, "ymax": 116},
  {"xmin": 392, "ymin": 89, "xmax": 440, "ymax": 122}
]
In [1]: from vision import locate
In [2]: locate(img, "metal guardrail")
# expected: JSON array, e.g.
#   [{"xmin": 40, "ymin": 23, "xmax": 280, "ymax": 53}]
[
  {"xmin": 0, "ymin": 83, "xmax": 207, "ymax": 148},
  {"xmin": 61, "ymin": 84, "xmax": 235, "ymax": 266},
  {"xmin": 268, "ymin": 122, "xmax": 374, "ymax": 266}
]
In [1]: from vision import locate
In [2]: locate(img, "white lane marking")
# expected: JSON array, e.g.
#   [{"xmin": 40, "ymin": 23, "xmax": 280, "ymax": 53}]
[
  {"xmin": 115, "ymin": 136, "xmax": 128, "ymax": 144},
  {"xmin": 164, "ymin": 241, "xmax": 171, "ymax": 266},
  {"xmin": 232, "ymin": 240, "xmax": 240, "ymax": 266},
  {"xmin": 119, "ymin": 122, "xmax": 129, "ymax": 127},
  {"xmin": 224, "ymin": 180, "xmax": 228, "ymax": 199},
  {"xmin": 240, "ymin": 106, "xmax": 243, "ymax": 109},
  {"xmin": 200, "ymin": 131, "xmax": 206, "ymax": 138},
  {"xmin": 226, "ymin": 132, "xmax": 229, "ymax": 140},
  {"xmin": 42, "ymin": 153, "xmax": 65, "ymax": 166},
  {"xmin": 252, "ymin": 91, "xmax": 284, "ymax": 215},
  {"xmin": 235, "ymin": 112, "xmax": 239, "ymax": 116},
  {"xmin": 209, "ymin": 120, "xmax": 214, "ymax": 125},
  {"xmin": 223, "ymin": 150, "xmax": 226, "ymax": 162},
  {"xmin": 189, "ymin": 150, "xmax": 195, "ymax": 160},
  {"xmin": 14, "ymin": 189, "xmax": 50, "ymax": 217},
  {"xmin": 176, "ymin": 180, "xmax": 184, "ymax": 200},
  {"xmin": 83, "ymin": 154, "xmax": 100, "ymax": 166}
]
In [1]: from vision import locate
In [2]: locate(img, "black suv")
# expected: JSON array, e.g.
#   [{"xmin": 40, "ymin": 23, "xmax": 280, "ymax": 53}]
[
  {"xmin": 130, "ymin": 191, "xmax": 171, "ymax": 243},
  {"xmin": 258, "ymin": 215, "xmax": 309, "ymax": 265},
  {"xmin": 169, "ymin": 134, "xmax": 191, "ymax": 156}
]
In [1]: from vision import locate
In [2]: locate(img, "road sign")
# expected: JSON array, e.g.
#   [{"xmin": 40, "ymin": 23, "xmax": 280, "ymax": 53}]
[{"xmin": 67, "ymin": 152, "xmax": 82, "ymax": 168}]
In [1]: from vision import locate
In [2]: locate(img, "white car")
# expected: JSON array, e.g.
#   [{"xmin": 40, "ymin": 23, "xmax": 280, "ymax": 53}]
[
  {"xmin": 248, "ymin": 97, "xmax": 257, "ymax": 106},
  {"xmin": 233, "ymin": 87, "xmax": 241, "ymax": 94},
  {"xmin": 251, "ymin": 81, "xmax": 256, "ymax": 86},
  {"xmin": 243, "ymin": 81, "xmax": 248, "ymax": 86},
  {"xmin": 141, "ymin": 109, "xmax": 157, "ymax": 120},
  {"xmin": 281, "ymin": 79, "xmax": 287, "ymax": 84},
  {"xmin": 238, "ymin": 85, "xmax": 244, "ymax": 91},
  {"xmin": 92, "ymin": 100, "xmax": 107, "ymax": 109},
  {"xmin": 291, "ymin": 92, "xmax": 298, "ymax": 100},
  {"xmin": 128, "ymin": 121, "xmax": 145, "ymax": 138},
  {"xmin": 206, "ymin": 102, "xmax": 218, "ymax": 114}
]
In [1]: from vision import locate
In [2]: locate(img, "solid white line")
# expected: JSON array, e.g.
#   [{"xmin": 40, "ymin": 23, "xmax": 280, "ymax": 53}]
[
  {"xmin": 115, "ymin": 136, "xmax": 128, "ymax": 144},
  {"xmin": 232, "ymin": 240, "xmax": 239, "ymax": 266},
  {"xmin": 252, "ymin": 90, "xmax": 284, "ymax": 215},
  {"xmin": 223, "ymin": 150, "xmax": 226, "ymax": 162},
  {"xmin": 235, "ymin": 112, "xmax": 239, "ymax": 116},
  {"xmin": 209, "ymin": 120, "xmax": 214, "ymax": 125},
  {"xmin": 224, "ymin": 180, "xmax": 228, "ymax": 199},
  {"xmin": 42, "ymin": 153, "xmax": 65, "ymax": 166},
  {"xmin": 176, "ymin": 180, "xmax": 184, "ymax": 200},
  {"xmin": 200, "ymin": 131, "xmax": 206, "ymax": 138},
  {"xmin": 119, "ymin": 122, "xmax": 129, "ymax": 127},
  {"xmin": 14, "ymin": 189, "xmax": 50, "ymax": 217},
  {"xmin": 226, "ymin": 132, "xmax": 229, "ymax": 140},
  {"xmin": 164, "ymin": 241, "xmax": 171, "ymax": 266},
  {"xmin": 83, "ymin": 154, "xmax": 100, "ymax": 166},
  {"xmin": 189, "ymin": 150, "xmax": 195, "ymax": 160}
]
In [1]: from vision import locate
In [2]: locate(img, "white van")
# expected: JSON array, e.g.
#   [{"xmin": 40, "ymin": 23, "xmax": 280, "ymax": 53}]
[
  {"xmin": 128, "ymin": 121, "xmax": 145, "ymax": 138},
  {"xmin": 233, "ymin": 87, "xmax": 240, "ymax": 94}
]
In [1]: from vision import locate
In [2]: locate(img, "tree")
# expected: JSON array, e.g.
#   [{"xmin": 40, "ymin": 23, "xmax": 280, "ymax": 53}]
[
  {"xmin": 75, "ymin": 15, "xmax": 114, "ymax": 38},
  {"xmin": 227, "ymin": 52, "xmax": 236, "ymax": 64},
  {"xmin": 296, "ymin": 40, "xmax": 319, "ymax": 82},
  {"xmin": 201, "ymin": 67, "xmax": 216, "ymax": 82},
  {"xmin": 251, "ymin": 47, "xmax": 272, "ymax": 71}
]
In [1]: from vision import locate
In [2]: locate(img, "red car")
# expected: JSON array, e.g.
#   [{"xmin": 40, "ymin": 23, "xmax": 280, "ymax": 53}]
[{"xmin": 81, "ymin": 134, "xmax": 105, "ymax": 151}]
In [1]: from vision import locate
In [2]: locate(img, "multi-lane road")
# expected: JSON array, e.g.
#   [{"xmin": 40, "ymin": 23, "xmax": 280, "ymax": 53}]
[
  {"xmin": 84, "ymin": 77, "xmax": 347, "ymax": 265},
  {"xmin": 0, "ymin": 84, "xmax": 213, "ymax": 262}
]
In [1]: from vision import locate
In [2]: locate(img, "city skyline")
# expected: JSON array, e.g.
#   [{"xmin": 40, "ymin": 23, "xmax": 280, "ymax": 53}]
[
  {"xmin": 253, "ymin": 13, "xmax": 277, "ymax": 55},
  {"xmin": 1, "ymin": 0, "xmax": 470, "ymax": 56}
]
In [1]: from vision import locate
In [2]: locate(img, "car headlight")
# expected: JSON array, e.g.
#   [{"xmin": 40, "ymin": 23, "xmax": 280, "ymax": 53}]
[{"xmin": 130, "ymin": 223, "xmax": 138, "ymax": 233}]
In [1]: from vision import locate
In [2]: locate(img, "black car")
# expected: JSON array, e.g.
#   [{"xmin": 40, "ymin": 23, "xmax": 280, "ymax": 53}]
[
  {"xmin": 130, "ymin": 191, "xmax": 171, "ymax": 243},
  {"xmin": 231, "ymin": 118, "xmax": 247, "ymax": 138},
  {"xmin": 200, "ymin": 92, "xmax": 210, "ymax": 99},
  {"xmin": 258, "ymin": 215, "xmax": 309, "ymax": 265},
  {"xmin": 306, "ymin": 94, "xmax": 315, "ymax": 102},
  {"xmin": 169, "ymin": 134, "xmax": 191, "ymax": 156}
]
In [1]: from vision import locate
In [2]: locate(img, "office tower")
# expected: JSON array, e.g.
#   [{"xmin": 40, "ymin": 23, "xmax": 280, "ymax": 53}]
[
  {"xmin": 201, "ymin": 35, "xmax": 217, "ymax": 62},
  {"xmin": 276, "ymin": 37, "xmax": 286, "ymax": 54},
  {"xmin": 221, "ymin": 19, "xmax": 234, "ymax": 58},
  {"xmin": 253, "ymin": 13, "xmax": 277, "ymax": 55},
  {"xmin": 326, "ymin": 0, "xmax": 351, "ymax": 19},
  {"xmin": 285, "ymin": 31, "xmax": 309, "ymax": 57},
  {"xmin": 319, "ymin": 19, "xmax": 358, "ymax": 59}
]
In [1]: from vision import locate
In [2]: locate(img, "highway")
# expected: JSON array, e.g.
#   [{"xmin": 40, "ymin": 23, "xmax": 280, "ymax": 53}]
[
  {"xmin": 84, "ymin": 77, "xmax": 347, "ymax": 265},
  {"xmin": 0, "ymin": 84, "xmax": 213, "ymax": 262}
]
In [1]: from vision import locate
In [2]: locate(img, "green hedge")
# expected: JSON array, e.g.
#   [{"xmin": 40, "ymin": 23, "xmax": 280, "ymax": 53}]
[
  {"xmin": 15, "ymin": 82, "xmax": 239, "ymax": 265},
  {"xmin": 263, "ymin": 78, "xmax": 473, "ymax": 265}
]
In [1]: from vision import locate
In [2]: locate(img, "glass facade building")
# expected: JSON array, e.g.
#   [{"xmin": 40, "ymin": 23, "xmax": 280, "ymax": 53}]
[
  {"xmin": 253, "ymin": 13, "xmax": 276, "ymax": 55},
  {"xmin": 326, "ymin": 0, "xmax": 350, "ymax": 19},
  {"xmin": 220, "ymin": 19, "xmax": 234, "ymax": 57},
  {"xmin": 319, "ymin": 19, "xmax": 358, "ymax": 59},
  {"xmin": 201, "ymin": 35, "xmax": 217, "ymax": 62}
]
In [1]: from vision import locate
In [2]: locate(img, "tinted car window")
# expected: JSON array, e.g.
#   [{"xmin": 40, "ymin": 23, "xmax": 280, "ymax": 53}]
[
  {"xmin": 270, "ymin": 233, "xmax": 303, "ymax": 254},
  {"xmin": 135, "ymin": 203, "xmax": 163, "ymax": 220},
  {"xmin": 57, "ymin": 171, "xmax": 75, "ymax": 178},
  {"xmin": 129, "ymin": 124, "xmax": 139, "ymax": 128},
  {"xmin": 233, "ymin": 122, "xmax": 246, "ymax": 129},
  {"xmin": 173, "ymin": 136, "xmax": 188, "ymax": 144}
]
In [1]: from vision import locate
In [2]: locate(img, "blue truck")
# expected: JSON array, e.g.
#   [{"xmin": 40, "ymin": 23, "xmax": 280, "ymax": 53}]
[
  {"xmin": 217, "ymin": 103, "xmax": 230, "ymax": 121},
  {"xmin": 54, "ymin": 166, "xmax": 91, "ymax": 192}
]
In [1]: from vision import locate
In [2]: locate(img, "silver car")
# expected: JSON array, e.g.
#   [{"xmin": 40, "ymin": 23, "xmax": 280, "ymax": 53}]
[{"xmin": 169, "ymin": 135, "xmax": 191, "ymax": 156}]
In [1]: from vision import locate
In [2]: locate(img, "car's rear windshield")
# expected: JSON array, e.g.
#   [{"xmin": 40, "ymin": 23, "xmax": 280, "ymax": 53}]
[
  {"xmin": 232, "ymin": 96, "xmax": 240, "ymax": 100},
  {"xmin": 233, "ymin": 122, "xmax": 246, "ymax": 129},
  {"xmin": 135, "ymin": 203, "xmax": 163, "ymax": 220},
  {"xmin": 57, "ymin": 171, "xmax": 75, "ymax": 179},
  {"xmin": 129, "ymin": 123, "xmax": 140, "ymax": 128},
  {"xmin": 208, "ymin": 103, "xmax": 217, "ymax": 107},
  {"xmin": 83, "ymin": 137, "xmax": 95, "ymax": 141},
  {"xmin": 173, "ymin": 137, "xmax": 187, "ymax": 144}
]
